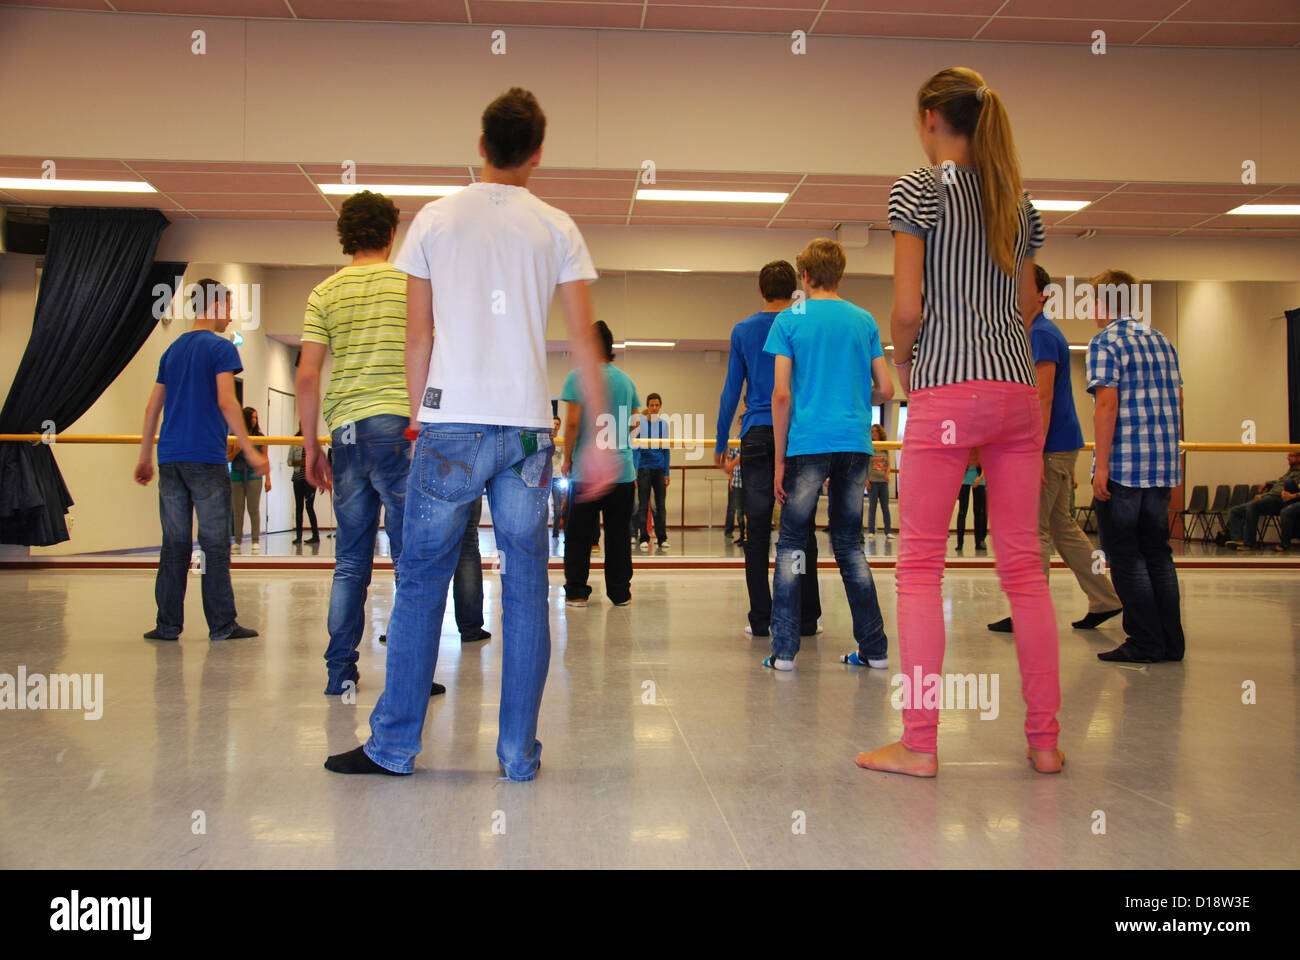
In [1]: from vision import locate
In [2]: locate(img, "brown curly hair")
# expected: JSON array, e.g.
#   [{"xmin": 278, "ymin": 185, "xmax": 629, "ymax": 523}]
[{"xmin": 337, "ymin": 191, "xmax": 399, "ymax": 255}]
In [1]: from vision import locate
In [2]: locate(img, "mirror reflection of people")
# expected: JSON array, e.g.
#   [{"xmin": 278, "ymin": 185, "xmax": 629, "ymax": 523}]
[
  {"xmin": 288, "ymin": 423, "xmax": 320, "ymax": 545},
  {"xmin": 229, "ymin": 406, "xmax": 270, "ymax": 554}
]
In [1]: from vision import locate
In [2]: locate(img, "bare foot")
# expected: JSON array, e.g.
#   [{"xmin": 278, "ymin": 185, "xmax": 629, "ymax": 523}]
[
  {"xmin": 855, "ymin": 741, "xmax": 938, "ymax": 778},
  {"xmin": 1026, "ymin": 746, "xmax": 1065, "ymax": 774}
]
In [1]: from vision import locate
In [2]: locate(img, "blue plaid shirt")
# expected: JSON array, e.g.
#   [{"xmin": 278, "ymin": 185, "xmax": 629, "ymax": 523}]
[{"xmin": 1086, "ymin": 317, "xmax": 1183, "ymax": 489}]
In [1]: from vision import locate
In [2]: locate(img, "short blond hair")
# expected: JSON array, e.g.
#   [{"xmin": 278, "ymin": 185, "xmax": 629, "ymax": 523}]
[{"xmin": 796, "ymin": 239, "xmax": 847, "ymax": 291}]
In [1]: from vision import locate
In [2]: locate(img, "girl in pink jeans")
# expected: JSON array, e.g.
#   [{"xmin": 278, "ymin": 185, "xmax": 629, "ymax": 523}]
[{"xmin": 858, "ymin": 66, "xmax": 1063, "ymax": 777}]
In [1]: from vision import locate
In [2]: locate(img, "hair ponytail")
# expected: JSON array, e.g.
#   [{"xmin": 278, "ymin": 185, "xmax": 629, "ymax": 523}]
[{"xmin": 917, "ymin": 68, "xmax": 1024, "ymax": 277}]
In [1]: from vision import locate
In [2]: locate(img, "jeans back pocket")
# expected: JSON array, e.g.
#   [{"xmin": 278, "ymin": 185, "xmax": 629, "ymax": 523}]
[{"xmin": 419, "ymin": 431, "xmax": 482, "ymax": 500}]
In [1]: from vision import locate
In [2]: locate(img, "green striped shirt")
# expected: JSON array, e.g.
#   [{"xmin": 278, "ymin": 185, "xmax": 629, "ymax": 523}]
[{"xmin": 301, "ymin": 263, "xmax": 409, "ymax": 430}]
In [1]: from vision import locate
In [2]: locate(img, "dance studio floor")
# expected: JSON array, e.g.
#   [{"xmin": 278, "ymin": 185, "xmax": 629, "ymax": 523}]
[{"xmin": 0, "ymin": 566, "xmax": 1295, "ymax": 869}]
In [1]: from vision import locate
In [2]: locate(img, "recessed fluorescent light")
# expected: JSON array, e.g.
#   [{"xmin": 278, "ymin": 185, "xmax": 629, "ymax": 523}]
[
  {"xmin": 0, "ymin": 177, "xmax": 156, "ymax": 193},
  {"xmin": 1030, "ymin": 199, "xmax": 1091, "ymax": 212},
  {"xmin": 636, "ymin": 189, "xmax": 789, "ymax": 204},
  {"xmin": 623, "ymin": 340, "xmax": 676, "ymax": 348},
  {"xmin": 1226, "ymin": 204, "xmax": 1300, "ymax": 216},
  {"xmin": 317, "ymin": 183, "xmax": 463, "ymax": 196},
  {"xmin": 657, "ymin": 268, "xmax": 692, "ymax": 273},
  {"xmin": 1069, "ymin": 345, "xmax": 1088, "ymax": 352},
  {"xmin": 612, "ymin": 342, "xmax": 626, "ymax": 349}
]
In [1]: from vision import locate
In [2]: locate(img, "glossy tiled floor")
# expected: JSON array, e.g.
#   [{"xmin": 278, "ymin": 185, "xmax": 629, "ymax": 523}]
[{"xmin": 0, "ymin": 567, "xmax": 1295, "ymax": 869}]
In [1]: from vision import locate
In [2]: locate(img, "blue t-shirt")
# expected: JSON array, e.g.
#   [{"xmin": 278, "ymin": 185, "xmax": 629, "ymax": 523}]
[
  {"xmin": 561, "ymin": 363, "xmax": 640, "ymax": 485},
  {"xmin": 715, "ymin": 310, "xmax": 778, "ymax": 453},
  {"xmin": 1029, "ymin": 312, "xmax": 1085, "ymax": 454},
  {"xmin": 763, "ymin": 299, "xmax": 883, "ymax": 458},
  {"xmin": 156, "ymin": 330, "xmax": 243, "ymax": 465},
  {"xmin": 963, "ymin": 465, "xmax": 985, "ymax": 486},
  {"xmin": 634, "ymin": 416, "xmax": 670, "ymax": 472}
]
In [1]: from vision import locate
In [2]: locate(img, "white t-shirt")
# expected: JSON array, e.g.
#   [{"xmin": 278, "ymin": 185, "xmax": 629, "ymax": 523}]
[{"xmin": 393, "ymin": 181, "xmax": 597, "ymax": 428}]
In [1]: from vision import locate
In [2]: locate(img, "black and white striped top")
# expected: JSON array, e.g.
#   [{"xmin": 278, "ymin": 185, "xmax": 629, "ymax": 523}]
[{"xmin": 888, "ymin": 164, "xmax": 1045, "ymax": 391}]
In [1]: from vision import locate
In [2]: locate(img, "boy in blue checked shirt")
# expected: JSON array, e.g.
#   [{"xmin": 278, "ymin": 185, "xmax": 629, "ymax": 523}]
[{"xmin": 1087, "ymin": 269, "xmax": 1185, "ymax": 664}]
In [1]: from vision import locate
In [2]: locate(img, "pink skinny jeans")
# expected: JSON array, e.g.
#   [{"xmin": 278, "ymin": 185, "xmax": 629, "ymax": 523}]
[{"xmin": 897, "ymin": 380, "xmax": 1061, "ymax": 753}]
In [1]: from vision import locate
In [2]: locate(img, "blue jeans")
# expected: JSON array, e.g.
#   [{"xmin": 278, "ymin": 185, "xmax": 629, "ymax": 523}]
[
  {"xmin": 366, "ymin": 423, "xmax": 554, "ymax": 780},
  {"xmin": 771, "ymin": 452, "xmax": 888, "ymax": 662},
  {"xmin": 155, "ymin": 462, "xmax": 238, "ymax": 640},
  {"xmin": 323, "ymin": 414, "xmax": 410, "ymax": 694},
  {"xmin": 452, "ymin": 496, "xmax": 484, "ymax": 638},
  {"xmin": 1094, "ymin": 482, "xmax": 1185, "ymax": 661},
  {"xmin": 867, "ymin": 480, "xmax": 891, "ymax": 534}
]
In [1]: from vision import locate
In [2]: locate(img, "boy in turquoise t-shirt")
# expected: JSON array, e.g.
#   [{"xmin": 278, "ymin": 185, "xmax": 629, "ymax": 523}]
[
  {"xmin": 763, "ymin": 239, "xmax": 895, "ymax": 670},
  {"xmin": 561, "ymin": 320, "xmax": 640, "ymax": 606}
]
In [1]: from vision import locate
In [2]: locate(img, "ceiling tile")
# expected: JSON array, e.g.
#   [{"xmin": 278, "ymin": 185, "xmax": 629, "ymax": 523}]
[
  {"xmin": 1195, "ymin": 213, "xmax": 1300, "ymax": 229},
  {"xmin": 801, "ymin": 174, "xmax": 896, "ymax": 187},
  {"xmin": 1139, "ymin": 21, "xmax": 1300, "ymax": 45},
  {"xmin": 827, "ymin": 0, "xmax": 1002, "ymax": 11},
  {"xmin": 644, "ymin": 7, "xmax": 815, "ymax": 32},
  {"xmin": 127, "ymin": 160, "xmax": 303, "ymax": 173},
  {"xmin": 191, "ymin": 210, "xmax": 339, "ymax": 220},
  {"xmin": 775, "ymin": 202, "xmax": 888, "ymax": 220},
  {"xmin": 298, "ymin": 164, "xmax": 472, "ymax": 178},
  {"xmin": 632, "ymin": 200, "xmax": 787, "ymax": 218},
  {"xmin": 1059, "ymin": 210, "xmax": 1211, "ymax": 227},
  {"xmin": 998, "ymin": 0, "xmax": 1183, "ymax": 18},
  {"xmin": 541, "ymin": 196, "xmax": 630, "ymax": 215},
  {"xmin": 290, "ymin": 0, "xmax": 469, "ymax": 22},
  {"xmin": 654, "ymin": 170, "xmax": 803, "ymax": 186},
  {"xmin": 142, "ymin": 172, "xmax": 318, "ymax": 193},
  {"xmin": 1085, "ymin": 193, "xmax": 1245, "ymax": 215},
  {"xmin": 467, "ymin": 1, "xmax": 646, "ymax": 28},
  {"xmin": 1170, "ymin": 0, "xmax": 1300, "ymax": 22},
  {"xmin": 531, "ymin": 178, "xmax": 635, "ymax": 199},
  {"xmin": 650, "ymin": 0, "xmax": 823, "ymax": 9},
  {"xmin": 789, "ymin": 183, "xmax": 891, "ymax": 204},
  {"xmin": 111, "ymin": 1, "xmax": 293, "ymax": 15},
  {"xmin": 1114, "ymin": 181, "xmax": 1272, "ymax": 196},
  {"xmin": 168, "ymin": 192, "xmax": 334, "ymax": 210},
  {"xmin": 0, "ymin": 190, "xmax": 182, "ymax": 209},
  {"xmin": 977, "ymin": 18, "xmax": 1153, "ymax": 43},
  {"xmin": 0, "ymin": 157, "xmax": 131, "ymax": 173},
  {"xmin": 630, "ymin": 215, "xmax": 771, "ymax": 227},
  {"xmin": 812, "ymin": 11, "xmax": 984, "ymax": 37}
]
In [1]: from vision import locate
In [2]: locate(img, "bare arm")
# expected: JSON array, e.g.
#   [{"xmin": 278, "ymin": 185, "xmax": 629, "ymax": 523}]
[
  {"xmin": 405, "ymin": 276, "xmax": 434, "ymax": 427},
  {"xmin": 218, "ymin": 372, "xmax": 266, "ymax": 476},
  {"xmin": 557, "ymin": 279, "xmax": 616, "ymax": 500},
  {"xmin": 295, "ymin": 340, "xmax": 332, "ymax": 491},
  {"xmin": 870, "ymin": 355, "xmax": 895, "ymax": 405},
  {"xmin": 890, "ymin": 234, "xmax": 924, "ymax": 364},
  {"xmin": 1092, "ymin": 386, "xmax": 1119, "ymax": 502},
  {"xmin": 1018, "ymin": 258, "xmax": 1039, "ymax": 335},
  {"xmin": 134, "ymin": 383, "xmax": 167, "ymax": 485},
  {"xmin": 563, "ymin": 401, "xmax": 581, "ymax": 477},
  {"xmin": 772, "ymin": 354, "xmax": 793, "ymax": 503},
  {"xmin": 1035, "ymin": 359, "xmax": 1055, "ymax": 447}
]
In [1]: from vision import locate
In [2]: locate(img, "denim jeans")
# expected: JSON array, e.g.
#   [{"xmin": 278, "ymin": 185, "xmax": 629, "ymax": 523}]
[
  {"xmin": 323, "ymin": 414, "xmax": 410, "ymax": 694},
  {"xmin": 1094, "ymin": 482, "xmax": 1185, "ymax": 661},
  {"xmin": 771, "ymin": 451, "xmax": 887, "ymax": 662},
  {"xmin": 453, "ymin": 496, "xmax": 484, "ymax": 638},
  {"xmin": 739, "ymin": 425, "xmax": 820, "ymax": 635},
  {"xmin": 1280, "ymin": 500, "xmax": 1300, "ymax": 548},
  {"xmin": 155, "ymin": 462, "xmax": 238, "ymax": 640},
  {"xmin": 1228, "ymin": 494, "xmax": 1283, "ymax": 547},
  {"xmin": 866, "ymin": 480, "xmax": 891, "ymax": 534},
  {"xmin": 366, "ymin": 423, "xmax": 554, "ymax": 780},
  {"xmin": 634, "ymin": 468, "xmax": 667, "ymax": 543}
]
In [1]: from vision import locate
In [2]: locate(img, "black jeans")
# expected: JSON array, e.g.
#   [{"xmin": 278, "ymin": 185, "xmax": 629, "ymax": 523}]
[
  {"xmin": 155, "ymin": 462, "xmax": 238, "ymax": 640},
  {"xmin": 739, "ymin": 425, "xmax": 821, "ymax": 635},
  {"xmin": 866, "ymin": 480, "xmax": 891, "ymax": 534},
  {"xmin": 453, "ymin": 496, "xmax": 484, "ymax": 638},
  {"xmin": 1095, "ymin": 482, "xmax": 1185, "ymax": 661},
  {"xmin": 634, "ymin": 467, "xmax": 668, "ymax": 543},
  {"xmin": 956, "ymin": 483, "xmax": 987, "ymax": 548},
  {"xmin": 293, "ymin": 476, "xmax": 318, "ymax": 538},
  {"xmin": 565, "ymin": 480, "xmax": 636, "ymax": 603},
  {"xmin": 725, "ymin": 487, "xmax": 746, "ymax": 539}
]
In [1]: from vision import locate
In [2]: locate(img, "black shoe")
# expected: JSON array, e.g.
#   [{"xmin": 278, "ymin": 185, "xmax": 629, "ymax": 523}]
[
  {"xmin": 378, "ymin": 634, "xmax": 386, "ymax": 645},
  {"xmin": 734, "ymin": 538, "xmax": 746, "ymax": 546},
  {"xmin": 987, "ymin": 617, "xmax": 1014, "ymax": 633},
  {"xmin": 306, "ymin": 535, "xmax": 320, "ymax": 544},
  {"xmin": 293, "ymin": 536, "xmax": 303, "ymax": 545},
  {"xmin": 431, "ymin": 681, "xmax": 446, "ymax": 696},
  {"xmin": 1098, "ymin": 643, "xmax": 1158, "ymax": 663},
  {"xmin": 461, "ymin": 629, "xmax": 490, "ymax": 642},
  {"xmin": 143, "ymin": 628, "xmax": 177, "ymax": 641},
  {"xmin": 222, "ymin": 625, "xmax": 258, "ymax": 640},
  {"xmin": 974, "ymin": 542, "xmax": 987, "ymax": 552},
  {"xmin": 1072, "ymin": 608, "xmax": 1122, "ymax": 630},
  {"xmin": 324, "ymin": 745, "xmax": 407, "ymax": 776}
]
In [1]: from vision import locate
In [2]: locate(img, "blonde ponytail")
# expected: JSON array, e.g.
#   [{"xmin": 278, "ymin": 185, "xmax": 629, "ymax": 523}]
[{"xmin": 917, "ymin": 68, "xmax": 1025, "ymax": 277}]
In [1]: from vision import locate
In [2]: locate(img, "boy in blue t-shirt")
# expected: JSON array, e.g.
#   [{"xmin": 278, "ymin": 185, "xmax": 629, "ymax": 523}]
[
  {"xmin": 560, "ymin": 320, "xmax": 640, "ymax": 606},
  {"xmin": 134, "ymin": 279, "xmax": 266, "ymax": 642},
  {"xmin": 762, "ymin": 239, "xmax": 895, "ymax": 670}
]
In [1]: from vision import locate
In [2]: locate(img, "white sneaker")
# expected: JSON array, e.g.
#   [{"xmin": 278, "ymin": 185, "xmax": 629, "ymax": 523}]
[
  {"xmin": 658, "ymin": 539, "xmax": 669, "ymax": 548},
  {"xmin": 251, "ymin": 542, "xmax": 261, "ymax": 555}
]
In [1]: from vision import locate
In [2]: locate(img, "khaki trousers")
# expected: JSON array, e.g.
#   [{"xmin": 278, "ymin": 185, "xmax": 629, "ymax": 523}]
[{"xmin": 1040, "ymin": 449, "xmax": 1121, "ymax": 613}]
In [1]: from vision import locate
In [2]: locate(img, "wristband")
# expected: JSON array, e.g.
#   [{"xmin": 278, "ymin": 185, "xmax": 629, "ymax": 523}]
[{"xmin": 404, "ymin": 427, "xmax": 420, "ymax": 441}]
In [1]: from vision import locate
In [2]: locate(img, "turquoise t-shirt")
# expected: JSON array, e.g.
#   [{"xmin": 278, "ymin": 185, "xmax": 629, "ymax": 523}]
[
  {"xmin": 763, "ymin": 298, "xmax": 884, "ymax": 458},
  {"xmin": 561, "ymin": 363, "xmax": 640, "ymax": 485},
  {"xmin": 963, "ymin": 465, "xmax": 985, "ymax": 486}
]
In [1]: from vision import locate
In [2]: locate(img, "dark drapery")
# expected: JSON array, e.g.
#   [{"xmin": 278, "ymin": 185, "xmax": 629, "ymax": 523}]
[
  {"xmin": 0, "ymin": 207, "xmax": 181, "ymax": 546},
  {"xmin": 1288, "ymin": 309, "xmax": 1300, "ymax": 444}
]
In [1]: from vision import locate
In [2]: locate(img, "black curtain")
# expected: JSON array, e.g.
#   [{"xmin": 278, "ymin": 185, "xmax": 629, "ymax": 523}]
[
  {"xmin": 1288, "ymin": 308, "xmax": 1300, "ymax": 444},
  {"xmin": 0, "ymin": 207, "xmax": 182, "ymax": 546}
]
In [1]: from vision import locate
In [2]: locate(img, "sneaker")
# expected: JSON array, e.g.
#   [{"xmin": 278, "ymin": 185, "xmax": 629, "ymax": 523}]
[
  {"xmin": 638, "ymin": 540, "xmax": 649, "ymax": 551},
  {"xmin": 461, "ymin": 629, "xmax": 491, "ymax": 642},
  {"xmin": 378, "ymin": 634, "xmax": 386, "ymax": 644},
  {"xmin": 430, "ymin": 681, "xmax": 446, "ymax": 697},
  {"xmin": 762, "ymin": 655, "xmax": 794, "ymax": 672},
  {"xmin": 613, "ymin": 596, "xmax": 632, "ymax": 607},
  {"xmin": 565, "ymin": 598, "xmax": 588, "ymax": 608},
  {"xmin": 987, "ymin": 617, "xmax": 1014, "ymax": 633},
  {"xmin": 840, "ymin": 651, "xmax": 889, "ymax": 669},
  {"xmin": 251, "ymin": 542, "xmax": 261, "ymax": 555},
  {"xmin": 744, "ymin": 625, "xmax": 770, "ymax": 638},
  {"xmin": 658, "ymin": 539, "xmax": 669, "ymax": 548}
]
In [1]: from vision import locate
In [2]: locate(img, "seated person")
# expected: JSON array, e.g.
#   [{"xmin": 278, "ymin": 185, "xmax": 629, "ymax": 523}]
[{"xmin": 1225, "ymin": 452, "xmax": 1300, "ymax": 549}]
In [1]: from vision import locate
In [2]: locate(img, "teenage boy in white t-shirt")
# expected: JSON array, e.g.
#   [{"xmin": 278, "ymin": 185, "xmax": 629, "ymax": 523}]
[{"xmin": 326, "ymin": 88, "xmax": 616, "ymax": 782}]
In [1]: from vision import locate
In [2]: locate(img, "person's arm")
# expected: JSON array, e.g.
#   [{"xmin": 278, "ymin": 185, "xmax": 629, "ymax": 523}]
[
  {"xmin": 869, "ymin": 355, "xmax": 895, "ymax": 405},
  {"xmin": 562, "ymin": 401, "xmax": 581, "ymax": 478},
  {"xmin": 1035, "ymin": 359, "xmax": 1055, "ymax": 446},
  {"xmin": 218, "ymin": 372, "xmax": 266, "ymax": 476},
  {"xmin": 890, "ymin": 234, "xmax": 924, "ymax": 394},
  {"xmin": 557, "ymin": 279, "xmax": 615, "ymax": 501},
  {"xmin": 772, "ymin": 354, "xmax": 793, "ymax": 504},
  {"xmin": 405, "ymin": 276, "xmax": 434, "ymax": 430},
  {"xmin": 295, "ymin": 340, "xmax": 332, "ymax": 491},
  {"xmin": 1018, "ymin": 258, "xmax": 1039, "ymax": 335},
  {"xmin": 715, "ymin": 332, "xmax": 745, "ymax": 469},
  {"xmin": 1092, "ymin": 386, "xmax": 1119, "ymax": 502},
  {"xmin": 134, "ymin": 383, "xmax": 166, "ymax": 485}
]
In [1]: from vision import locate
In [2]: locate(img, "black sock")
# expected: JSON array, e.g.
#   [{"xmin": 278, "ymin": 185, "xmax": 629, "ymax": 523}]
[{"xmin": 324, "ymin": 745, "xmax": 406, "ymax": 775}]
